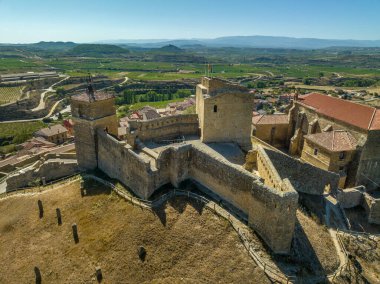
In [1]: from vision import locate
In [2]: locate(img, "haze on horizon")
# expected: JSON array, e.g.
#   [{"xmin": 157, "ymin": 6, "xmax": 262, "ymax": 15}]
[{"xmin": 0, "ymin": 0, "xmax": 379, "ymax": 43}]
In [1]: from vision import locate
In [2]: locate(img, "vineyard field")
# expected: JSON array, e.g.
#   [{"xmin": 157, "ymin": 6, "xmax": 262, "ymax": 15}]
[{"xmin": 0, "ymin": 86, "xmax": 23, "ymax": 105}]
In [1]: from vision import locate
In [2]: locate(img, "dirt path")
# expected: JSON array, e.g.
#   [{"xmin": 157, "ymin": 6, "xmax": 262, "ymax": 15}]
[
  {"xmin": 31, "ymin": 75, "xmax": 69, "ymax": 112},
  {"xmin": 119, "ymin": 76, "xmax": 129, "ymax": 85}
]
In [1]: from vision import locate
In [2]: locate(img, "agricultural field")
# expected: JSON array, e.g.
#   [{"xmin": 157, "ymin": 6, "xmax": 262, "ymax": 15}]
[
  {"xmin": 0, "ymin": 121, "xmax": 46, "ymax": 154},
  {"xmin": 129, "ymin": 98, "xmax": 185, "ymax": 110},
  {"xmin": 0, "ymin": 86, "xmax": 24, "ymax": 105}
]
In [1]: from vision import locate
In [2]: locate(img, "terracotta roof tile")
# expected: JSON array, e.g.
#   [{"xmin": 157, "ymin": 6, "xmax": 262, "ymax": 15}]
[
  {"xmin": 305, "ymin": 130, "xmax": 357, "ymax": 152},
  {"xmin": 34, "ymin": 124, "xmax": 67, "ymax": 137},
  {"xmin": 298, "ymin": 93, "xmax": 380, "ymax": 130}
]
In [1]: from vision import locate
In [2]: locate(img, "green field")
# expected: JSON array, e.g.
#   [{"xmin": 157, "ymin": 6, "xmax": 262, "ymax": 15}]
[
  {"xmin": 2, "ymin": 55, "xmax": 380, "ymax": 82},
  {"xmin": 0, "ymin": 121, "xmax": 46, "ymax": 154},
  {"xmin": 129, "ymin": 98, "xmax": 185, "ymax": 110},
  {"xmin": 0, "ymin": 86, "xmax": 24, "ymax": 105}
]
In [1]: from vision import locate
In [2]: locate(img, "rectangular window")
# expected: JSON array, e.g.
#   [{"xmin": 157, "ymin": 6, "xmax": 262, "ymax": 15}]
[{"xmin": 339, "ymin": 152, "xmax": 345, "ymax": 160}]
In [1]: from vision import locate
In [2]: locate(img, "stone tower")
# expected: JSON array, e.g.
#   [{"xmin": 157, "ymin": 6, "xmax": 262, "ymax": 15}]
[
  {"xmin": 71, "ymin": 81, "xmax": 118, "ymax": 170},
  {"xmin": 196, "ymin": 77, "xmax": 254, "ymax": 150}
]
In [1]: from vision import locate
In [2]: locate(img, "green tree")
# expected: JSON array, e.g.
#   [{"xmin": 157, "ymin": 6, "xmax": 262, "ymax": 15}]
[
  {"xmin": 256, "ymin": 81, "xmax": 266, "ymax": 88},
  {"xmin": 303, "ymin": 78, "xmax": 312, "ymax": 85}
]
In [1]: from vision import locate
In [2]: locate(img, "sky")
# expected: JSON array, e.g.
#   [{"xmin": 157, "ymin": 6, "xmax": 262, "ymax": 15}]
[{"xmin": 0, "ymin": 0, "xmax": 379, "ymax": 43}]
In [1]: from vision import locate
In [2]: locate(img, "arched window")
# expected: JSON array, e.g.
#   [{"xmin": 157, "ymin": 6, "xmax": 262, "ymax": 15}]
[{"xmin": 213, "ymin": 105, "xmax": 218, "ymax": 113}]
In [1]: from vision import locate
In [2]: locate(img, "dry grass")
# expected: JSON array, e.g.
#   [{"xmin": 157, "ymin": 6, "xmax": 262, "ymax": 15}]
[{"xmin": 0, "ymin": 181, "xmax": 270, "ymax": 283}]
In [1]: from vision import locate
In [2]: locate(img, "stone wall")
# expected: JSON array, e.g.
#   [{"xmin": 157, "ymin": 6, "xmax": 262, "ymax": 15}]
[
  {"xmin": 337, "ymin": 186, "xmax": 364, "ymax": 208},
  {"xmin": 97, "ymin": 130, "xmax": 158, "ymax": 199},
  {"xmin": 73, "ymin": 115, "xmax": 118, "ymax": 170},
  {"xmin": 253, "ymin": 123, "xmax": 289, "ymax": 148},
  {"xmin": 6, "ymin": 159, "xmax": 79, "ymax": 191},
  {"xmin": 262, "ymin": 147, "xmax": 340, "ymax": 195},
  {"xmin": 362, "ymin": 192, "xmax": 380, "ymax": 225},
  {"xmin": 356, "ymin": 130, "xmax": 380, "ymax": 190},
  {"xmin": 97, "ymin": 130, "xmax": 298, "ymax": 254},
  {"xmin": 71, "ymin": 98, "xmax": 116, "ymax": 122},
  {"xmin": 127, "ymin": 114, "xmax": 199, "ymax": 143},
  {"xmin": 189, "ymin": 144, "xmax": 298, "ymax": 254},
  {"xmin": 200, "ymin": 92, "xmax": 254, "ymax": 150}
]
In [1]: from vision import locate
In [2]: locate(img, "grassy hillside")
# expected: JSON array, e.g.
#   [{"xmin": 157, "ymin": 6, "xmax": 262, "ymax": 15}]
[
  {"xmin": 0, "ymin": 180, "xmax": 269, "ymax": 283},
  {"xmin": 66, "ymin": 44, "xmax": 130, "ymax": 57}
]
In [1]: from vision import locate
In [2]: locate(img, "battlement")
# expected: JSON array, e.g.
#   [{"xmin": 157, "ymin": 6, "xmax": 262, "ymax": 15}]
[{"xmin": 200, "ymin": 77, "xmax": 248, "ymax": 97}]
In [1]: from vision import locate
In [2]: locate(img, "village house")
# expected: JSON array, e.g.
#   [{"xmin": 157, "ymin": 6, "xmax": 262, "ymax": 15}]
[
  {"xmin": 301, "ymin": 130, "xmax": 358, "ymax": 188},
  {"xmin": 34, "ymin": 124, "xmax": 68, "ymax": 144}
]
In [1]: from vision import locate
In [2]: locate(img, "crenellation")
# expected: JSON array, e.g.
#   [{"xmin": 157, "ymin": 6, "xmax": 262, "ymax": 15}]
[{"xmin": 70, "ymin": 76, "xmax": 299, "ymax": 254}]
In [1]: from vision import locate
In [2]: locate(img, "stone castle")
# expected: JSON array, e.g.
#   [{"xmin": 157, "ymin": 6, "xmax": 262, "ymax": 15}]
[{"xmin": 71, "ymin": 77, "xmax": 300, "ymax": 254}]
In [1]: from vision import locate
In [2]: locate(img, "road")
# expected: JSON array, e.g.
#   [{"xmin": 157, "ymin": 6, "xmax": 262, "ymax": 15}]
[
  {"xmin": 31, "ymin": 75, "xmax": 70, "ymax": 111},
  {"xmin": 119, "ymin": 76, "xmax": 129, "ymax": 85},
  {"xmin": 0, "ymin": 76, "xmax": 70, "ymax": 123}
]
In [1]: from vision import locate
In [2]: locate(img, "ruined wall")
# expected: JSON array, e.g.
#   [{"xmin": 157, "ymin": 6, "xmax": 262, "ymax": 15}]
[
  {"xmin": 6, "ymin": 159, "xmax": 78, "ymax": 191},
  {"xmin": 201, "ymin": 92, "xmax": 254, "ymax": 150},
  {"xmin": 263, "ymin": 147, "xmax": 340, "ymax": 195},
  {"xmin": 127, "ymin": 114, "xmax": 199, "ymax": 143},
  {"xmin": 356, "ymin": 130, "xmax": 380, "ymax": 190}
]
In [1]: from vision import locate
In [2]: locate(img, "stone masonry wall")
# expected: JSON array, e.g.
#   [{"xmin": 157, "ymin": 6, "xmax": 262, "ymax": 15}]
[
  {"xmin": 97, "ymin": 130, "xmax": 157, "ymax": 199},
  {"xmin": 6, "ymin": 159, "xmax": 78, "ymax": 191},
  {"xmin": 356, "ymin": 130, "xmax": 380, "ymax": 190},
  {"xmin": 362, "ymin": 193, "xmax": 380, "ymax": 225},
  {"xmin": 189, "ymin": 144, "xmax": 298, "ymax": 254},
  {"xmin": 201, "ymin": 92, "xmax": 254, "ymax": 151},
  {"xmin": 263, "ymin": 147, "xmax": 340, "ymax": 195},
  {"xmin": 127, "ymin": 114, "xmax": 199, "ymax": 143},
  {"xmin": 97, "ymin": 130, "xmax": 298, "ymax": 254}
]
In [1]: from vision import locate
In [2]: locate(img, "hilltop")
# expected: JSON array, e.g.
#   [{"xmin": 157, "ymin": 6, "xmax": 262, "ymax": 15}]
[
  {"xmin": 66, "ymin": 44, "xmax": 130, "ymax": 57},
  {"xmin": 0, "ymin": 180, "xmax": 269, "ymax": 283}
]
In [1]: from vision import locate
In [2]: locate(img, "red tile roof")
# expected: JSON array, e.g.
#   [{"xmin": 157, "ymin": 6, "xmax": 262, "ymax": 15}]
[
  {"xmin": 298, "ymin": 93, "xmax": 380, "ymax": 130},
  {"xmin": 252, "ymin": 114, "xmax": 289, "ymax": 125},
  {"xmin": 304, "ymin": 130, "xmax": 357, "ymax": 152}
]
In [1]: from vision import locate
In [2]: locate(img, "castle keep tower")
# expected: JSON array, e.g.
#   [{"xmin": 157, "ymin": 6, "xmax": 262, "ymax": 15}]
[
  {"xmin": 196, "ymin": 77, "xmax": 254, "ymax": 150},
  {"xmin": 71, "ymin": 81, "xmax": 118, "ymax": 170}
]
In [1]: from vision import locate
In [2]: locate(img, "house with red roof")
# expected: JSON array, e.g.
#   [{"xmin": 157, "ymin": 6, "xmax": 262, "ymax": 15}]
[{"xmin": 288, "ymin": 93, "xmax": 380, "ymax": 189}]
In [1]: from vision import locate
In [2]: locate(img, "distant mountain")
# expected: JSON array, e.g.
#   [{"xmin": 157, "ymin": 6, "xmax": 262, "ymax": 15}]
[
  {"xmin": 99, "ymin": 36, "xmax": 380, "ymax": 49},
  {"xmin": 66, "ymin": 44, "xmax": 130, "ymax": 57},
  {"xmin": 157, "ymin": 44, "xmax": 183, "ymax": 53},
  {"xmin": 30, "ymin": 41, "xmax": 77, "ymax": 51}
]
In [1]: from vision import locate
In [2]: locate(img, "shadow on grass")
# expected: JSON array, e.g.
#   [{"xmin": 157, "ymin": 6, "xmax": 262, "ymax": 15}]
[
  {"xmin": 80, "ymin": 177, "xmax": 112, "ymax": 197},
  {"xmin": 272, "ymin": 216, "xmax": 329, "ymax": 282}
]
